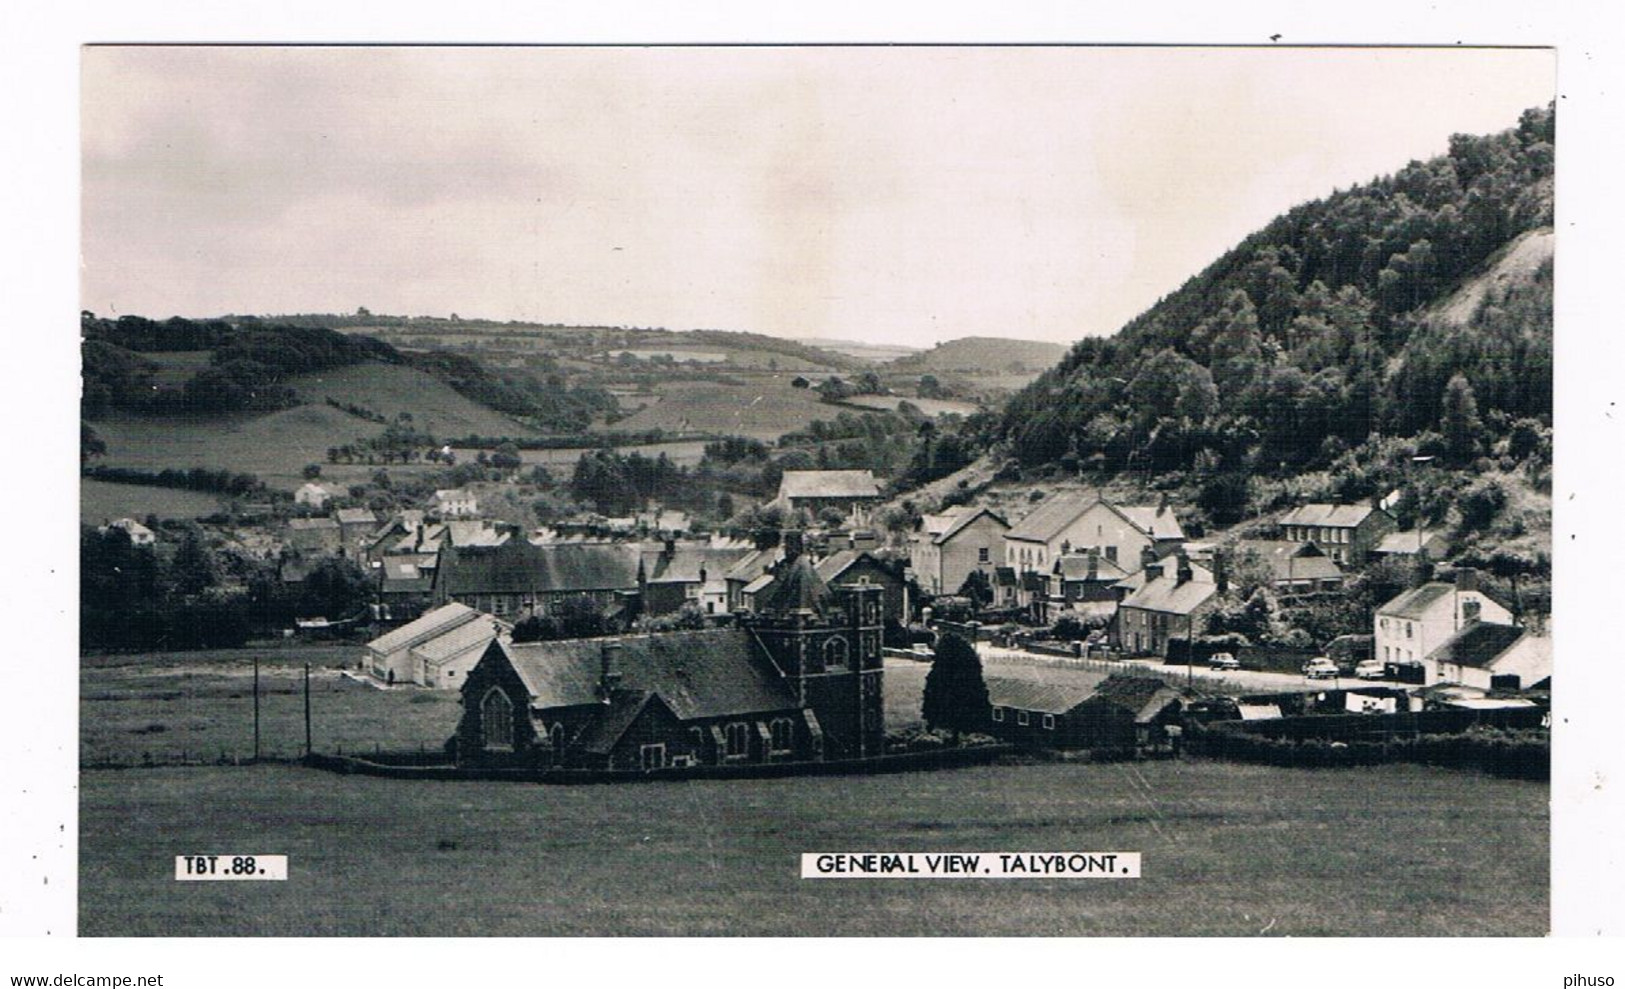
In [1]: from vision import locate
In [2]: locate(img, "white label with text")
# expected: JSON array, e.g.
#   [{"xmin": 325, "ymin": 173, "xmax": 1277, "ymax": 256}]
[
  {"xmin": 174, "ymin": 855, "xmax": 288, "ymax": 881},
  {"xmin": 801, "ymin": 852, "xmax": 1139, "ymax": 878}
]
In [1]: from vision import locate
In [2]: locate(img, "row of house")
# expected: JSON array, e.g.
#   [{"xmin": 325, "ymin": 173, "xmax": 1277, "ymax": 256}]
[{"xmin": 294, "ymin": 481, "xmax": 477, "ymax": 518}]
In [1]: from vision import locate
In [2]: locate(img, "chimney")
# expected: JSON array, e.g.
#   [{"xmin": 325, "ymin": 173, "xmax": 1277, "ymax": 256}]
[
  {"xmin": 1140, "ymin": 544, "xmax": 1158, "ymax": 571},
  {"xmin": 1453, "ymin": 567, "xmax": 1479, "ymax": 593},
  {"xmin": 598, "ymin": 640, "xmax": 624, "ymax": 701},
  {"xmin": 1157, "ymin": 491, "xmax": 1170, "ymax": 516},
  {"xmin": 782, "ymin": 529, "xmax": 804, "ymax": 564},
  {"xmin": 662, "ymin": 537, "xmax": 676, "ymax": 563},
  {"xmin": 1144, "ymin": 562, "xmax": 1165, "ymax": 583},
  {"xmin": 1175, "ymin": 552, "xmax": 1193, "ymax": 586}
]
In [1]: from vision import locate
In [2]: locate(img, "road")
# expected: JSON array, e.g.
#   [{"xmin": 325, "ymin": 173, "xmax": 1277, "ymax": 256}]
[{"xmin": 972, "ymin": 644, "xmax": 1336, "ymax": 694}]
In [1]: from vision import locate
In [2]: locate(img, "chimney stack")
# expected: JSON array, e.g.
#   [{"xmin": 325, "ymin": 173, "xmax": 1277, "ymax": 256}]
[
  {"xmin": 1144, "ymin": 562, "xmax": 1165, "ymax": 583},
  {"xmin": 1140, "ymin": 544, "xmax": 1158, "ymax": 572},
  {"xmin": 1176, "ymin": 551, "xmax": 1193, "ymax": 586},
  {"xmin": 1453, "ymin": 567, "xmax": 1479, "ymax": 593},
  {"xmin": 599, "ymin": 640, "xmax": 624, "ymax": 701}
]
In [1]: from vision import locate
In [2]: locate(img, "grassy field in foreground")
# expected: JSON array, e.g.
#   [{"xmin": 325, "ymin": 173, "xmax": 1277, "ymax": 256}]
[
  {"xmin": 79, "ymin": 760, "xmax": 1547, "ymax": 936},
  {"xmin": 81, "ymin": 479, "xmax": 225, "ymax": 524}
]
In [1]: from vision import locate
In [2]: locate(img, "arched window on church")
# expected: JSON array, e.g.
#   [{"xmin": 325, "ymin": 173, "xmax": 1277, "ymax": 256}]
[
  {"xmin": 550, "ymin": 723, "xmax": 565, "ymax": 765},
  {"xmin": 823, "ymin": 636, "xmax": 849, "ymax": 670},
  {"xmin": 481, "ymin": 688, "xmax": 515, "ymax": 752},
  {"xmin": 769, "ymin": 718, "xmax": 794, "ymax": 754}
]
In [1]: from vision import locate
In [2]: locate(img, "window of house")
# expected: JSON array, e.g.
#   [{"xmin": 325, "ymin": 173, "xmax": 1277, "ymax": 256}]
[
  {"xmin": 1105, "ymin": 546, "xmax": 1118, "ymax": 563},
  {"xmin": 725, "ymin": 722, "xmax": 750, "ymax": 758},
  {"xmin": 1016, "ymin": 710, "xmax": 1030, "ymax": 726},
  {"xmin": 770, "ymin": 718, "xmax": 794, "ymax": 753},
  {"xmin": 480, "ymin": 688, "xmax": 514, "ymax": 751},
  {"xmin": 640, "ymin": 743, "xmax": 666, "ymax": 771},
  {"xmin": 823, "ymin": 636, "xmax": 850, "ymax": 670},
  {"xmin": 689, "ymin": 727, "xmax": 705, "ymax": 754},
  {"xmin": 1406, "ymin": 622, "xmax": 1413, "ymax": 638},
  {"xmin": 992, "ymin": 707, "xmax": 1005, "ymax": 722},
  {"xmin": 978, "ymin": 547, "xmax": 990, "ymax": 563},
  {"xmin": 491, "ymin": 598, "xmax": 509, "ymax": 616},
  {"xmin": 1042, "ymin": 714, "xmax": 1055, "ymax": 730}
]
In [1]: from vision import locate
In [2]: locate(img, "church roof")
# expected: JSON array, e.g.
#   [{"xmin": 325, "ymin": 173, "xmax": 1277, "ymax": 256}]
[{"xmin": 755, "ymin": 555, "xmax": 834, "ymax": 616}]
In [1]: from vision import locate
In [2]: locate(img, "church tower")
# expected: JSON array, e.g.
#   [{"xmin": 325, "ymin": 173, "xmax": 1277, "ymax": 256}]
[{"xmin": 746, "ymin": 537, "xmax": 885, "ymax": 759}]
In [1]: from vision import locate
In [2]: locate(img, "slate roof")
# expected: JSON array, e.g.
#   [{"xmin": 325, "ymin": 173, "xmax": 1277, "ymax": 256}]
[
  {"xmin": 649, "ymin": 544, "xmax": 753, "ymax": 585},
  {"xmin": 754, "ymin": 555, "xmax": 834, "ymax": 615},
  {"xmin": 1088, "ymin": 676, "xmax": 1185, "ymax": 722},
  {"xmin": 725, "ymin": 547, "xmax": 780, "ymax": 582},
  {"xmin": 1375, "ymin": 529, "xmax": 1446, "ymax": 555},
  {"xmin": 777, "ymin": 470, "xmax": 881, "ymax": 501},
  {"xmin": 814, "ymin": 549, "xmax": 895, "ymax": 586},
  {"xmin": 335, "ymin": 508, "xmax": 377, "ymax": 527},
  {"xmin": 1235, "ymin": 540, "xmax": 1343, "ymax": 583},
  {"xmin": 288, "ymin": 517, "xmax": 340, "ymax": 531},
  {"xmin": 1425, "ymin": 622, "xmax": 1531, "ymax": 670},
  {"xmin": 1118, "ymin": 560, "xmax": 1217, "ymax": 616},
  {"xmin": 500, "ymin": 629, "xmax": 801, "ymax": 720},
  {"xmin": 985, "ymin": 676, "xmax": 1098, "ymax": 715},
  {"xmin": 918, "ymin": 506, "xmax": 1008, "ymax": 545},
  {"xmin": 1376, "ymin": 583, "xmax": 1455, "ymax": 619},
  {"xmin": 1280, "ymin": 503, "xmax": 1385, "ymax": 528},
  {"xmin": 1007, "ymin": 493, "xmax": 1184, "ymax": 543},
  {"xmin": 367, "ymin": 602, "xmax": 479, "ymax": 655},
  {"xmin": 1053, "ymin": 553, "xmax": 1130, "ymax": 582},
  {"xmin": 437, "ymin": 541, "xmax": 642, "ymax": 597}
]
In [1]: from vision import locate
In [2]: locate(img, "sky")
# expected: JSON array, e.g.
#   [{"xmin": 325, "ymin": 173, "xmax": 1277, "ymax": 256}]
[{"xmin": 81, "ymin": 45, "xmax": 1555, "ymax": 347}]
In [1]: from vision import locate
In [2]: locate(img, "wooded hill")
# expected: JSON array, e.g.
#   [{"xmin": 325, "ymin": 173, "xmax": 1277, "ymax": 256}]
[
  {"xmin": 80, "ymin": 314, "xmax": 615, "ymax": 432},
  {"xmin": 999, "ymin": 103, "xmax": 1554, "ymax": 483}
]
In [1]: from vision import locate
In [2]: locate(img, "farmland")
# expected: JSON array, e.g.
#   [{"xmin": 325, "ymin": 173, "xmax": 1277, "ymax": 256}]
[
  {"xmin": 79, "ymin": 759, "xmax": 1546, "ymax": 936},
  {"xmin": 80, "ymin": 478, "xmax": 224, "ymax": 524},
  {"xmin": 597, "ymin": 377, "xmax": 844, "ymax": 441}
]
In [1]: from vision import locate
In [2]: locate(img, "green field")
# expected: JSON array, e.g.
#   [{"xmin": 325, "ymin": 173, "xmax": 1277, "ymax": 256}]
[
  {"xmin": 79, "ymin": 760, "xmax": 1547, "ymax": 936},
  {"xmin": 600, "ymin": 378, "xmax": 839, "ymax": 441},
  {"xmin": 80, "ymin": 479, "xmax": 225, "ymax": 524}
]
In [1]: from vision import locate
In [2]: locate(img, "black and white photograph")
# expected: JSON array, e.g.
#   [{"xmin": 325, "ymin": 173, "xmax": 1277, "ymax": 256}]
[
  {"xmin": 8, "ymin": 5, "xmax": 1625, "ymax": 975},
  {"xmin": 67, "ymin": 42, "xmax": 1562, "ymax": 939}
]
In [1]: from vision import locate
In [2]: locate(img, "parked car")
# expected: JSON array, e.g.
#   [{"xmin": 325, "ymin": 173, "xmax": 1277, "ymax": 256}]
[
  {"xmin": 1302, "ymin": 657, "xmax": 1340, "ymax": 680},
  {"xmin": 1354, "ymin": 659, "xmax": 1386, "ymax": 680},
  {"xmin": 1207, "ymin": 652, "xmax": 1240, "ymax": 671}
]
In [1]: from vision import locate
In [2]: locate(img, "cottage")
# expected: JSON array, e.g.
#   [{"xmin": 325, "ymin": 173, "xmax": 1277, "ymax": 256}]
[
  {"xmin": 641, "ymin": 539, "xmax": 754, "ymax": 616},
  {"xmin": 1374, "ymin": 569, "xmax": 1513, "ymax": 680},
  {"xmin": 814, "ymin": 549, "xmax": 911, "ymax": 623},
  {"xmin": 102, "ymin": 518, "xmax": 156, "ymax": 546},
  {"xmin": 723, "ymin": 546, "xmax": 782, "ymax": 612},
  {"xmin": 334, "ymin": 507, "xmax": 378, "ymax": 558},
  {"xmin": 285, "ymin": 516, "xmax": 342, "ymax": 556},
  {"xmin": 1113, "ymin": 553, "xmax": 1218, "ymax": 657},
  {"xmin": 774, "ymin": 470, "xmax": 883, "ymax": 523},
  {"xmin": 1277, "ymin": 503, "xmax": 1396, "ymax": 566},
  {"xmin": 427, "ymin": 488, "xmax": 479, "ymax": 518},
  {"xmin": 1372, "ymin": 528, "xmax": 1450, "ymax": 561},
  {"xmin": 1004, "ymin": 494, "xmax": 1184, "ymax": 584},
  {"xmin": 455, "ymin": 560, "xmax": 886, "ymax": 769},
  {"xmin": 986, "ymin": 674, "xmax": 1183, "ymax": 751},
  {"xmin": 1048, "ymin": 549, "xmax": 1132, "ymax": 618},
  {"xmin": 1424, "ymin": 623, "xmax": 1550, "ymax": 692},
  {"xmin": 909, "ymin": 506, "xmax": 1010, "ymax": 597},
  {"xmin": 1232, "ymin": 540, "xmax": 1344, "ymax": 597},
  {"xmin": 294, "ymin": 482, "xmax": 338, "ymax": 509}
]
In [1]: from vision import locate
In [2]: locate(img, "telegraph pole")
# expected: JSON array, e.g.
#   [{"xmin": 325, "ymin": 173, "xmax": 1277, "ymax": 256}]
[
  {"xmin": 252, "ymin": 653, "xmax": 261, "ymax": 762},
  {"xmin": 303, "ymin": 662, "xmax": 312, "ymax": 757}
]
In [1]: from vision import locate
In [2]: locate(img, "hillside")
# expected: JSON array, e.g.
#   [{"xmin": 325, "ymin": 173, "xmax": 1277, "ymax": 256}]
[
  {"xmin": 289, "ymin": 363, "xmax": 539, "ymax": 438},
  {"xmin": 891, "ymin": 336, "xmax": 1067, "ymax": 373},
  {"xmin": 999, "ymin": 102, "xmax": 1554, "ymax": 479}
]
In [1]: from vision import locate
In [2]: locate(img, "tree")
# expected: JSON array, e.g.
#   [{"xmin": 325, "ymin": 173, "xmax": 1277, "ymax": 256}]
[
  {"xmin": 81, "ymin": 422, "xmax": 107, "ymax": 463},
  {"xmin": 490, "ymin": 441, "xmax": 523, "ymax": 471},
  {"xmin": 1441, "ymin": 373, "xmax": 1482, "ymax": 463},
  {"xmin": 921, "ymin": 633, "xmax": 991, "ymax": 743},
  {"xmin": 301, "ymin": 463, "xmax": 323, "ymax": 480},
  {"xmin": 956, "ymin": 570, "xmax": 994, "ymax": 611},
  {"xmin": 298, "ymin": 558, "xmax": 371, "ymax": 621},
  {"xmin": 918, "ymin": 374, "xmax": 943, "ymax": 399}
]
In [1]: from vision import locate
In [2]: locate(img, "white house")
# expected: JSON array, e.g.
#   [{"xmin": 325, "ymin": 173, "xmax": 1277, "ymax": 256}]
[
  {"xmin": 1373, "ymin": 570, "xmax": 1513, "ymax": 682},
  {"xmin": 1005, "ymin": 494, "xmax": 1184, "ymax": 578},
  {"xmin": 1425, "ymin": 624, "xmax": 1550, "ymax": 692},
  {"xmin": 909, "ymin": 506, "xmax": 1009, "ymax": 597},
  {"xmin": 103, "ymin": 518, "xmax": 156, "ymax": 546},
  {"xmin": 294, "ymin": 482, "xmax": 338, "ymax": 509},
  {"xmin": 428, "ymin": 488, "xmax": 479, "ymax": 518}
]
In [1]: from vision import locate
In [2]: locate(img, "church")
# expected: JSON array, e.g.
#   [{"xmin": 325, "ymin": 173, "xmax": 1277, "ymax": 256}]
[{"xmin": 452, "ymin": 539, "xmax": 886, "ymax": 771}]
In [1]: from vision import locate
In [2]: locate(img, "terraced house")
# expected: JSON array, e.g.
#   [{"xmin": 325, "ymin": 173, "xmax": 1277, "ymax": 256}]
[{"xmin": 1278, "ymin": 503, "xmax": 1396, "ymax": 566}]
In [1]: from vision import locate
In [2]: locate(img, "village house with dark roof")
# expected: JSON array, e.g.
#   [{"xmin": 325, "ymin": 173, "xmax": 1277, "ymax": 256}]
[
  {"xmin": 1233, "ymin": 539, "xmax": 1344, "ymax": 598},
  {"xmin": 1278, "ymin": 503, "xmax": 1396, "ymax": 565},
  {"xmin": 1374, "ymin": 568, "xmax": 1513, "ymax": 678},
  {"xmin": 639, "ymin": 538, "xmax": 755, "ymax": 617},
  {"xmin": 432, "ymin": 539, "xmax": 643, "ymax": 622},
  {"xmin": 1425, "ymin": 623, "xmax": 1551, "ymax": 692},
  {"xmin": 1113, "ymin": 552, "xmax": 1219, "ymax": 657},
  {"xmin": 909, "ymin": 505, "xmax": 1009, "ymax": 597},
  {"xmin": 1047, "ymin": 549, "xmax": 1133, "ymax": 620},
  {"xmin": 1372, "ymin": 528, "xmax": 1450, "ymax": 561},
  {"xmin": 454, "ymin": 549, "xmax": 886, "ymax": 770},
  {"xmin": 985, "ymin": 674, "xmax": 1184, "ymax": 751},
  {"xmin": 285, "ymin": 516, "xmax": 342, "ymax": 556}
]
